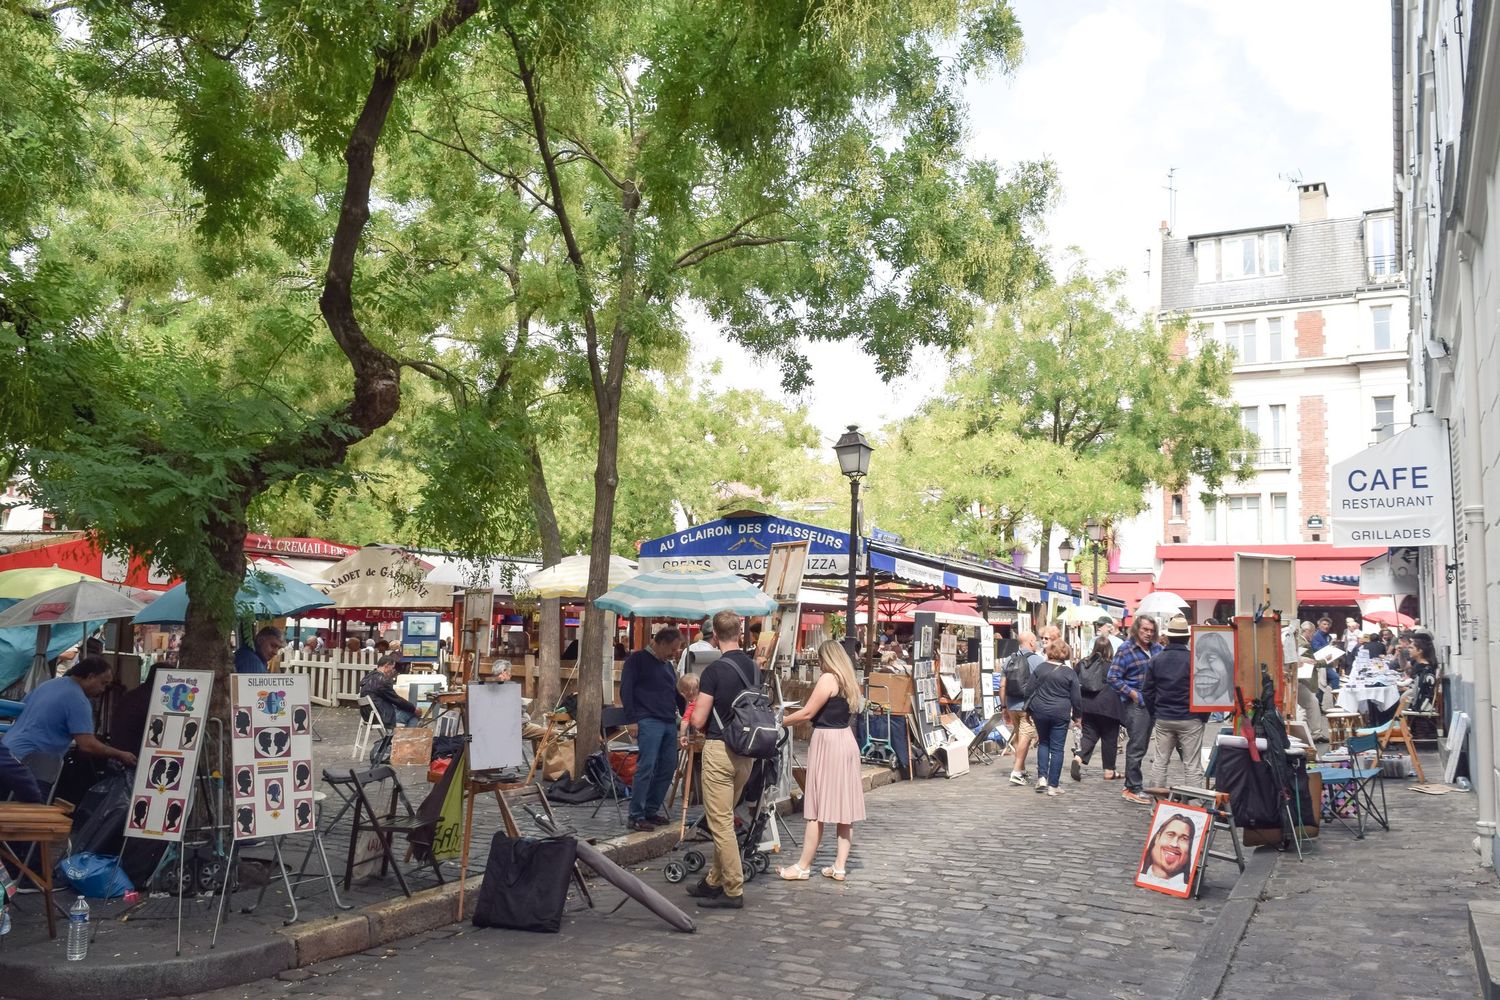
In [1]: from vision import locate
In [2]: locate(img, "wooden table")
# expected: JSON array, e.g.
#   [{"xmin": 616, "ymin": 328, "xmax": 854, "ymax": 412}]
[{"xmin": 0, "ymin": 803, "xmax": 72, "ymax": 938}]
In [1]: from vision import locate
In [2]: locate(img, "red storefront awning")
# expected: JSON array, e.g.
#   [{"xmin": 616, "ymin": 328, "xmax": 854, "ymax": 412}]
[{"xmin": 1155, "ymin": 544, "xmax": 1386, "ymax": 604}]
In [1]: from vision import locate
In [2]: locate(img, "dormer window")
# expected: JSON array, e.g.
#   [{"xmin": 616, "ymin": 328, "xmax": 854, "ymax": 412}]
[{"xmin": 1194, "ymin": 231, "xmax": 1285, "ymax": 283}]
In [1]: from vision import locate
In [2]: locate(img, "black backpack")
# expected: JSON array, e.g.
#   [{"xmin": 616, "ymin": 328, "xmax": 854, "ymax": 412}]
[
  {"xmin": 1079, "ymin": 654, "xmax": 1109, "ymax": 695},
  {"xmin": 711, "ymin": 653, "xmax": 779, "ymax": 759},
  {"xmin": 1002, "ymin": 651, "xmax": 1031, "ymax": 701}
]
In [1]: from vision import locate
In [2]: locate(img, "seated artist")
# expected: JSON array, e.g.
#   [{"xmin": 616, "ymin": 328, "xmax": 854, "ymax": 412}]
[
  {"xmin": 360, "ymin": 654, "xmax": 419, "ymax": 728},
  {"xmin": 0, "ymin": 657, "xmax": 137, "ymax": 802}
]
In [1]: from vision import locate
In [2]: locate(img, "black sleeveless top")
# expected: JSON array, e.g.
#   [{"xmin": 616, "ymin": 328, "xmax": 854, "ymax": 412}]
[{"xmin": 812, "ymin": 694, "xmax": 852, "ymax": 729}]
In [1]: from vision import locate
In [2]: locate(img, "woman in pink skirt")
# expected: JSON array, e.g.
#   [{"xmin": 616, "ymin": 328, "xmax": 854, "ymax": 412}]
[{"xmin": 777, "ymin": 640, "xmax": 866, "ymax": 882}]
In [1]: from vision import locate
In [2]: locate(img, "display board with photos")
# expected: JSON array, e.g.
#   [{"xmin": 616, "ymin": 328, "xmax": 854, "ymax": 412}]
[
  {"xmin": 908, "ymin": 612, "xmax": 945, "ymax": 753},
  {"xmin": 125, "ymin": 668, "xmax": 215, "ymax": 841},
  {"xmin": 978, "ymin": 633, "xmax": 997, "ymax": 718},
  {"xmin": 230, "ymin": 673, "xmax": 316, "ymax": 841},
  {"xmin": 402, "ymin": 611, "xmax": 442, "ymax": 663}
]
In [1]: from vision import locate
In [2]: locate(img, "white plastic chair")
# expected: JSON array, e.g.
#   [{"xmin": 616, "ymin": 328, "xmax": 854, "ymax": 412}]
[{"xmin": 353, "ymin": 695, "xmax": 389, "ymax": 761}]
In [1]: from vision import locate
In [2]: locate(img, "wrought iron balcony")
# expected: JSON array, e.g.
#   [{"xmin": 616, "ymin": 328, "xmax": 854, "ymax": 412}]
[{"xmin": 1230, "ymin": 447, "xmax": 1292, "ymax": 467}]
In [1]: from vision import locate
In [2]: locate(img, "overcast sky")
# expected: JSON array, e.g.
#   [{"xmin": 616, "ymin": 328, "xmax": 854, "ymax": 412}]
[{"xmin": 694, "ymin": 0, "xmax": 1396, "ymax": 447}]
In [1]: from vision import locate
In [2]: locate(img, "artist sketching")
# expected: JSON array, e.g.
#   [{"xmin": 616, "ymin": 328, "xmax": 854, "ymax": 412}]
[
  {"xmin": 360, "ymin": 654, "xmax": 419, "ymax": 728},
  {"xmin": 1139, "ymin": 814, "xmax": 1197, "ymax": 888}
]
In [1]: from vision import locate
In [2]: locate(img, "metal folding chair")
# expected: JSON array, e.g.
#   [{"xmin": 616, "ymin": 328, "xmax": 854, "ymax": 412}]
[
  {"xmin": 1309, "ymin": 731, "xmax": 1390, "ymax": 838},
  {"xmin": 345, "ymin": 766, "xmax": 445, "ymax": 896}
]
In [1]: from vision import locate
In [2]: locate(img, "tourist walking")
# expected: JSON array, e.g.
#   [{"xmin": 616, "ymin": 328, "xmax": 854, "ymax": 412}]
[
  {"xmin": 686, "ymin": 611, "xmax": 757, "ymax": 909},
  {"xmin": 1072, "ymin": 636, "xmax": 1125, "ymax": 781},
  {"xmin": 1001, "ymin": 631, "xmax": 1040, "ymax": 786},
  {"xmin": 1024, "ymin": 638, "xmax": 1082, "ymax": 796},
  {"xmin": 1108, "ymin": 616, "xmax": 1161, "ymax": 805},
  {"xmin": 777, "ymin": 641, "xmax": 866, "ymax": 882},
  {"xmin": 1142, "ymin": 615, "xmax": 1208, "ymax": 792}
]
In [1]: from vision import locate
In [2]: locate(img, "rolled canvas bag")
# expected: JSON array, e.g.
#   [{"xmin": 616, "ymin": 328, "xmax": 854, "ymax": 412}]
[{"xmin": 472, "ymin": 833, "xmax": 578, "ymax": 933}]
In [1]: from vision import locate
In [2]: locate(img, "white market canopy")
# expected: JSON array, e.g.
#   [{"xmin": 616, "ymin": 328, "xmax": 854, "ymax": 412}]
[{"xmin": 319, "ymin": 545, "xmax": 454, "ymax": 610}]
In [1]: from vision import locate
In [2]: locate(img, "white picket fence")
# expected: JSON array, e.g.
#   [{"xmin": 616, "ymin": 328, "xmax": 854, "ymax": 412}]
[{"xmin": 278, "ymin": 649, "xmax": 384, "ymax": 706}]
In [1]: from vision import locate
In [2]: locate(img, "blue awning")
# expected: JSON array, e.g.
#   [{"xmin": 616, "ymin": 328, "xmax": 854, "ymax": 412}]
[{"xmin": 1319, "ymin": 574, "xmax": 1360, "ymax": 587}]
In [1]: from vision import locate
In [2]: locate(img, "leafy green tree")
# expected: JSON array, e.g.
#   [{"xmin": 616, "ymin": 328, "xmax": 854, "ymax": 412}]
[
  {"xmin": 868, "ymin": 262, "xmax": 1252, "ymax": 569},
  {"xmin": 0, "ymin": 3, "xmax": 487, "ymax": 721},
  {"xmin": 410, "ymin": 0, "xmax": 1055, "ymax": 758}
]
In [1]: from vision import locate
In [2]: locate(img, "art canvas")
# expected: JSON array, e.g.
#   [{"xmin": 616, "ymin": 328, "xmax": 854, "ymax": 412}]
[
  {"xmin": 231, "ymin": 673, "xmax": 314, "ymax": 841},
  {"xmin": 125, "ymin": 668, "xmax": 214, "ymax": 842},
  {"xmin": 1231, "ymin": 614, "xmax": 1285, "ymax": 711},
  {"xmin": 1135, "ymin": 801, "xmax": 1211, "ymax": 899},
  {"xmin": 1188, "ymin": 625, "xmax": 1236, "ymax": 712}
]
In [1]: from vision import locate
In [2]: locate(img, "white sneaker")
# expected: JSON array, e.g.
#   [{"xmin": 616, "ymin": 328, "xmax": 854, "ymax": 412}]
[
  {"xmin": 1047, "ymin": 786, "xmax": 1064, "ymax": 797},
  {"xmin": 1008, "ymin": 772, "xmax": 1027, "ymax": 786}
]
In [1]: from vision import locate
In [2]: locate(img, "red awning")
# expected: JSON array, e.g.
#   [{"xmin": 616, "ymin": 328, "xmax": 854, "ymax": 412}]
[{"xmin": 1155, "ymin": 544, "xmax": 1385, "ymax": 603}]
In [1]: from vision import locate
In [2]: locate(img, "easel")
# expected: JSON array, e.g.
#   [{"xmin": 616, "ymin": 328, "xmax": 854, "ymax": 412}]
[
  {"xmin": 665, "ymin": 735, "xmax": 703, "ymax": 843},
  {"xmin": 454, "ymin": 774, "xmax": 595, "ymax": 920},
  {"xmin": 1165, "ymin": 786, "xmax": 1245, "ymax": 899}
]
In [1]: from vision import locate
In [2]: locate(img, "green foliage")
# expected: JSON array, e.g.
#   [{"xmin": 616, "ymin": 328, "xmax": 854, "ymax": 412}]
[{"xmin": 866, "ymin": 262, "xmax": 1254, "ymax": 564}]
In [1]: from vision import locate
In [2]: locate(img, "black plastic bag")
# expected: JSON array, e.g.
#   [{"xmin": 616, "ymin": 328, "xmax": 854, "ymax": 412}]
[
  {"xmin": 472, "ymin": 834, "xmax": 577, "ymax": 933},
  {"xmin": 69, "ymin": 769, "xmax": 132, "ymax": 857}
]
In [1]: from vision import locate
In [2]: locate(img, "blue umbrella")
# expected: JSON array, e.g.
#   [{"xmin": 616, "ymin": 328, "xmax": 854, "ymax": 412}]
[
  {"xmin": 593, "ymin": 569, "xmax": 776, "ymax": 619},
  {"xmin": 134, "ymin": 569, "xmax": 333, "ymax": 625}
]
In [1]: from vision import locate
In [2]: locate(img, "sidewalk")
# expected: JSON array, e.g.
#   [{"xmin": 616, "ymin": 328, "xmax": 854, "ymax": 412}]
[
  {"xmin": 0, "ymin": 707, "xmax": 693, "ymax": 999},
  {"xmin": 1214, "ymin": 781, "xmax": 1493, "ymax": 999}
]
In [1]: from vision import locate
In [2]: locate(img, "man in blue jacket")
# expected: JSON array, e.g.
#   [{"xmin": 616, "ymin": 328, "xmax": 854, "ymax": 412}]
[
  {"xmin": 1108, "ymin": 616, "xmax": 1160, "ymax": 805},
  {"xmin": 1142, "ymin": 615, "xmax": 1209, "ymax": 793}
]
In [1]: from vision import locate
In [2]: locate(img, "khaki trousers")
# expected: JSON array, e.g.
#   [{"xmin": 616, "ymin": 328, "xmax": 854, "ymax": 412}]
[
  {"xmin": 1147, "ymin": 717, "xmax": 1206, "ymax": 789},
  {"xmin": 701, "ymin": 738, "xmax": 753, "ymax": 897}
]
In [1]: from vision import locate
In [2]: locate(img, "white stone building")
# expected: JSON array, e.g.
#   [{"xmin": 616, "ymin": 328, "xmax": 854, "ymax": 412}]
[
  {"xmin": 1397, "ymin": 0, "xmax": 1500, "ymax": 862},
  {"xmin": 1107, "ymin": 184, "xmax": 1411, "ymax": 620}
]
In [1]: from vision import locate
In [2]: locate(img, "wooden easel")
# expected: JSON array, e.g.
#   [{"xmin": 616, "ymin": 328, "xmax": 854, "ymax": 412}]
[
  {"xmin": 454, "ymin": 774, "xmax": 595, "ymax": 920},
  {"xmin": 664, "ymin": 735, "xmax": 704, "ymax": 842}
]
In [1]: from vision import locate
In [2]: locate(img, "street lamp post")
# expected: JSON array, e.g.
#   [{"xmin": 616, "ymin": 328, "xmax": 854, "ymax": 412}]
[
  {"xmin": 1086, "ymin": 518, "xmax": 1106, "ymax": 604},
  {"xmin": 834, "ymin": 425, "xmax": 873, "ymax": 661}
]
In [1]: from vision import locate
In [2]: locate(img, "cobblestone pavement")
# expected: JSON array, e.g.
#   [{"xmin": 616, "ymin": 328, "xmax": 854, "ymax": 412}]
[
  {"xmin": 186, "ymin": 752, "xmax": 1232, "ymax": 1000},
  {"xmin": 1216, "ymin": 781, "xmax": 1492, "ymax": 1000}
]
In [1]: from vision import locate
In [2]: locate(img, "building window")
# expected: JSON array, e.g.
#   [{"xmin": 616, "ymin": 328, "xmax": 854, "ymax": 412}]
[
  {"xmin": 1374, "ymin": 396, "xmax": 1395, "ymax": 442},
  {"xmin": 1266, "ymin": 317, "xmax": 1283, "ymax": 362},
  {"xmin": 1226, "ymin": 320, "xmax": 1257, "ymax": 363},
  {"xmin": 1226, "ymin": 495, "xmax": 1261, "ymax": 542},
  {"xmin": 1171, "ymin": 493, "xmax": 1184, "ymax": 520},
  {"xmin": 1239, "ymin": 406, "xmax": 1260, "ymax": 442},
  {"xmin": 1372, "ymin": 305, "xmax": 1392, "ymax": 350},
  {"xmin": 1195, "ymin": 241, "xmax": 1217, "ymax": 283},
  {"xmin": 1270, "ymin": 493, "xmax": 1288, "ymax": 542},
  {"xmin": 1195, "ymin": 233, "xmax": 1284, "ymax": 283},
  {"xmin": 1204, "ymin": 499, "xmax": 1218, "ymax": 542},
  {"xmin": 1368, "ymin": 215, "xmax": 1396, "ymax": 278},
  {"xmin": 1268, "ymin": 404, "xmax": 1285, "ymax": 449}
]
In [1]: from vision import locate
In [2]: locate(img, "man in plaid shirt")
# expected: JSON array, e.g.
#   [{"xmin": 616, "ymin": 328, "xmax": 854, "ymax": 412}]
[{"xmin": 1108, "ymin": 617, "xmax": 1161, "ymax": 804}]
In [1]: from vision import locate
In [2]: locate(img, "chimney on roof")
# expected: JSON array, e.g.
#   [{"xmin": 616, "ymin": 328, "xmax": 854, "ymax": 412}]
[
  {"xmin": 1297, "ymin": 181, "xmax": 1328, "ymax": 222},
  {"xmin": 1159, "ymin": 219, "xmax": 1171, "ymax": 236}
]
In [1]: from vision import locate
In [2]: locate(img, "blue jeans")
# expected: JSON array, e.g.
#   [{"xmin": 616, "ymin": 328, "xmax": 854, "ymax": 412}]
[
  {"xmin": 0, "ymin": 744, "xmax": 43, "ymax": 803},
  {"xmin": 630, "ymin": 717, "xmax": 677, "ymax": 821},
  {"xmin": 396, "ymin": 708, "xmax": 419, "ymax": 727},
  {"xmin": 1033, "ymin": 714, "xmax": 1070, "ymax": 788}
]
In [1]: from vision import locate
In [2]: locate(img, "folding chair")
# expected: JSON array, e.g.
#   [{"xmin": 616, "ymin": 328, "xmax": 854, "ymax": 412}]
[
  {"xmin": 591, "ymin": 707, "xmax": 634, "ymax": 823},
  {"xmin": 345, "ymin": 766, "xmax": 445, "ymax": 897},
  {"xmin": 353, "ymin": 696, "xmax": 388, "ymax": 762},
  {"xmin": 1360, "ymin": 693, "xmax": 1424, "ymax": 782},
  {"xmin": 1309, "ymin": 731, "xmax": 1389, "ymax": 839}
]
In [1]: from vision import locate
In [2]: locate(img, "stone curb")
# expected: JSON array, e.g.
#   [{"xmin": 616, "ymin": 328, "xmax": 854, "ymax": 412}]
[
  {"xmin": 2, "ymin": 766, "xmax": 903, "ymax": 999},
  {"xmin": 1171, "ymin": 845, "xmax": 1281, "ymax": 1000}
]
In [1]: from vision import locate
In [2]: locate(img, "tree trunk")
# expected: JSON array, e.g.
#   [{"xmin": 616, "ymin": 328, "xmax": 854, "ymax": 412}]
[
  {"xmin": 527, "ymin": 437, "xmax": 565, "ymax": 718},
  {"xmin": 575, "ymin": 391, "xmax": 621, "ymax": 771},
  {"xmin": 1037, "ymin": 519, "xmax": 1053, "ymax": 574},
  {"xmin": 178, "ymin": 510, "xmax": 248, "ymax": 795}
]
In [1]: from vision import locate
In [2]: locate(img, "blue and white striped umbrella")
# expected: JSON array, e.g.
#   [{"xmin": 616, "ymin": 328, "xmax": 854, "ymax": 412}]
[{"xmin": 593, "ymin": 569, "xmax": 776, "ymax": 619}]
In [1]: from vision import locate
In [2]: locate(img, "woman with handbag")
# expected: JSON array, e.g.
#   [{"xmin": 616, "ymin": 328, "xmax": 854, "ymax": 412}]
[
  {"xmin": 1071, "ymin": 636, "xmax": 1125, "ymax": 782},
  {"xmin": 777, "ymin": 641, "xmax": 866, "ymax": 882},
  {"xmin": 1024, "ymin": 638, "xmax": 1083, "ymax": 797}
]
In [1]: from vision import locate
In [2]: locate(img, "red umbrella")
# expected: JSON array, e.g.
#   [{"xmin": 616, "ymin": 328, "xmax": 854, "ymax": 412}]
[
  {"xmin": 909, "ymin": 599, "xmax": 987, "ymax": 626},
  {"xmin": 1364, "ymin": 610, "xmax": 1414, "ymax": 627}
]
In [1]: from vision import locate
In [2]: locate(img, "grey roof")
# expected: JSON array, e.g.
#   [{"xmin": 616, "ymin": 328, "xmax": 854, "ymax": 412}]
[{"xmin": 1160, "ymin": 213, "xmax": 1403, "ymax": 314}]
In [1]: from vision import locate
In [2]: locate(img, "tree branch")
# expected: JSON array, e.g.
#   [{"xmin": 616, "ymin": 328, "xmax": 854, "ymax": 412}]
[
  {"xmin": 673, "ymin": 211, "xmax": 785, "ymax": 268},
  {"xmin": 408, "ymin": 126, "xmax": 556, "ymax": 211}
]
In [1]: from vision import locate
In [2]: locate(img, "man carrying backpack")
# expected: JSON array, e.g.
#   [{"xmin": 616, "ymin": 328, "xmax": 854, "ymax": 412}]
[
  {"xmin": 686, "ymin": 610, "xmax": 762, "ymax": 909},
  {"xmin": 1001, "ymin": 631, "xmax": 1040, "ymax": 785}
]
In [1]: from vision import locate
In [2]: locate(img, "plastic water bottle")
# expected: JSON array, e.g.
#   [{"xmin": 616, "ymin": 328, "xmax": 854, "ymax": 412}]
[
  {"xmin": 66, "ymin": 896, "xmax": 89, "ymax": 961},
  {"xmin": 1, "ymin": 906, "xmax": 11, "ymax": 937}
]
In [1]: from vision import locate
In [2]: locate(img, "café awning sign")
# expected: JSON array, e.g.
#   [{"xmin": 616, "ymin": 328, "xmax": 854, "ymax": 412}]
[{"xmin": 1331, "ymin": 422, "xmax": 1453, "ymax": 547}]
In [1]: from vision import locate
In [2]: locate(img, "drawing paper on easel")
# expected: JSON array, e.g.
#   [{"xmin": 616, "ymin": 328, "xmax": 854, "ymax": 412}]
[
  {"xmin": 125, "ymin": 668, "xmax": 214, "ymax": 841},
  {"xmin": 230, "ymin": 673, "xmax": 315, "ymax": 840},
  {"xmin": 468, "ymin": 682, "xmax": 525, "ymax": 771}
]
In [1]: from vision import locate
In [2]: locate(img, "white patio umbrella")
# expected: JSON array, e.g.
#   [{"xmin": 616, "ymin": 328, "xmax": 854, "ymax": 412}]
[
  {"xmin": 0, "ymin": 580, "xmax": 145, "ymax": 693},
  {"xmin": 524, "ymin": 555, "xmax": 638, "ymax": 599},
  {"xmin": 1057, "ymin": 603, "xmax": 1112, "ymax": 624},
  {"xmin": 594, "ymin": 569, "xmax": 776, "ymax": 618},
  {"xmin": 1136, "ymin": 591, "xmax": 1190, "ymax": 617}
]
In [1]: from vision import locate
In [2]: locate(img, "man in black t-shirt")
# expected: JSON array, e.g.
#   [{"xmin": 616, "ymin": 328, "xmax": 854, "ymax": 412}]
[{"xmin": 685, "ymin": 610, "xmax": 758, "ymax": 908}]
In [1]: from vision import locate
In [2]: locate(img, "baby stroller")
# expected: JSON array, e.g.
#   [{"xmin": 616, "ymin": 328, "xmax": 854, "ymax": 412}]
[{"xmin": 664, "ymin": 735, "xmax": 786, "ymax": 884}]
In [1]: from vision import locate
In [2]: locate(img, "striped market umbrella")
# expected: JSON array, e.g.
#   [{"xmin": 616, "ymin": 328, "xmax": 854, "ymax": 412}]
[
  {"xmin": 593, "ymin": 569, "xmax": 776, "ymax": 619},
  {"xmin": 524, "ymin": 555, "xmax": 638, "ymax": 599}
]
